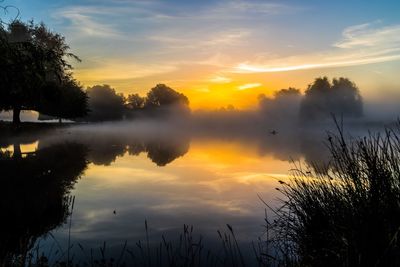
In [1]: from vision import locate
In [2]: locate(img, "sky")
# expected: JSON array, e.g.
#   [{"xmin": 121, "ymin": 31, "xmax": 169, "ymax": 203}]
[{"xmin": 3, "ymin": 0, "xmax": 400, "ymax": 109}]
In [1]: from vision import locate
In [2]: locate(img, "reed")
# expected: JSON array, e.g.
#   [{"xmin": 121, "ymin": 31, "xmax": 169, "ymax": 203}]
[{"xmin": 268, "ymin": 120, "xmax": 400, "ymax": 266}]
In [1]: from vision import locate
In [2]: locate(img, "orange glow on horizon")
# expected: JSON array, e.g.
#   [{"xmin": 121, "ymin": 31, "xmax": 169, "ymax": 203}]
[{"xmin": 74, "ymin": 68, "xmax": 295, "ymax": 110}]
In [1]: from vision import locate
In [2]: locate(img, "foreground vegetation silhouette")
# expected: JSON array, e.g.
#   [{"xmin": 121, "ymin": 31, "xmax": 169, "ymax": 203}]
[{"xmin": 267, "ymin": 122, "xmax": 400, "ymax": 267}]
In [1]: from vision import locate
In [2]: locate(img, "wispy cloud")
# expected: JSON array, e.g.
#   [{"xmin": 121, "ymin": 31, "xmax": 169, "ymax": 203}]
[
  {"xmin": 209, "ymin": 76, "xmax": 232, "ymax": 83},
  {"xmin": 234, "ymin": 22, "xmax": 400, "ymax": 73},
  {"xmin": 237, "ymin": 83, "xmax": 262, "ymax": 90},
  {"xmin": 75, "ymin": 59, "xmax": 178, "ymax": 81},
  {"xmin": 334, "ymin": 22, "xmax": 400, "ymax": 49},
  {"xmin": 54, "ymin": 6, "xmax": 124, "ymax": 38},
  {"xmin": 148, "ymin": 29, "xmax": 250, "ymax": 50},
  {"xmin": 219, "ymin": 1, "xmax": 302, "ymax": 15}
]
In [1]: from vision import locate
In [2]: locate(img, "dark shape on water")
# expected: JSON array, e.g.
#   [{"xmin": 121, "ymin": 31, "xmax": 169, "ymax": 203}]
[{"xmin": 269, "ymin": 130, "xmax": 278, "ymax": 135}]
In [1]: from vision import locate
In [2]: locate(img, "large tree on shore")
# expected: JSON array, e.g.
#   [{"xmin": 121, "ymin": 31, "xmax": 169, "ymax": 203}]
[
  {"xmin": 39, "ymin": 76, "xmax": 88, "ymax": 122},
  {"xmin": 0, "ymin": 20, "xmax": 86, "ymax": 124}
]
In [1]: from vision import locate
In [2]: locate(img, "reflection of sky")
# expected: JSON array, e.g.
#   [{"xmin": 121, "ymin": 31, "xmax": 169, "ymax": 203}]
[
  {"xmin": 39, "ymin": 139, "xmax": 291, "ymax": 261},
  {"xmin": 4, "ymin": 0, "xmax": 400, "ymax": 109}
]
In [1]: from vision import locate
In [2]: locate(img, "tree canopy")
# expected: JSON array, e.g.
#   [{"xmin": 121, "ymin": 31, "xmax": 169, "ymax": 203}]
[
  {"xmin": 258, "ymin": 87, "xmax": 302, "ymax": 123},
  {"xmin": 300, "ymin": 77, "xmax": 363, "ymax": 121},
  {"xmin": 85, "ymin": 84, "xmax": 125, "ymax": 121},
  {"xmin": 39, "ymin": 76, "xmax": 88, "ymax": 121},
  {"xmin": 126, "ymin": 93, "xmax": 145, "ymax": 110},
  {"xmin": 145, "ymin": 84, "xmax": 189, "ymax": 108},
  {"xmin": 0, "ymin": 20, "xmax": 87, "ymax": 123}
]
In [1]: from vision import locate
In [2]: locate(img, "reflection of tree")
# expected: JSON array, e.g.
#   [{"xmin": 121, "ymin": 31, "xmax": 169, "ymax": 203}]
[
  {"xmin": 71, "ymin": 134, "xmax": 190, "ymax": 167},
  {"xmin": 254, "ymin": 129, "xmax": 331, "ymax": 173},
  {"xmin": 0, "ymin": 142, "xmax": 88, "ymax": 265},
  {"xmin": 145, "ymin": 140, "xmax": 189, "ymax": 166},
  {"xmin": 86, "ymin": 137, "xmax": 126, "ymax": 166},
  {"xmin": 88, "ymin": 138, "xmax": 189, "ymax": 166}
]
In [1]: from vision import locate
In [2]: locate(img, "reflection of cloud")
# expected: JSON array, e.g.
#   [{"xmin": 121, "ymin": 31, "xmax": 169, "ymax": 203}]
[
  {"xmin": 237, "ymin": 83, "xmax": 262, "ymax": 90},
  {"xmin": 234, "ymin": 22, "xmax": 400, "ymax": 73}
]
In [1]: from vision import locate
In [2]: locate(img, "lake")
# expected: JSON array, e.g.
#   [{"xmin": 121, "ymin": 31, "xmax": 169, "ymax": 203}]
[{"xmin": 0, "ymin": 120, "xmax": 382, "ymax": 265}]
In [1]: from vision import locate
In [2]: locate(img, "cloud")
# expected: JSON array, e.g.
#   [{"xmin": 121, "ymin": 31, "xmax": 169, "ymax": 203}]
[
  {"xmin": 54, "ymin": 6, "xmax": 124, "ymax": 38},
  {"xmin": 75, "ymin": 59, "xmax": 178, "ymax": 81},
  {"xmin": 237, "ymin": 83, "xmax": 262, "ymax": 90},
  {"xmin": 334, "ymin": 22, "xmax": 400, "ymax": 49},
  {"xmin": 234, "ymin": 54, "xmax": 400, "ymax": 73},
  {"xmin": 209, "ymin": 76, "xmax": 232, "ymax": 83},
  {"xmin": 148, "ymin": 29, "xmax": 250, "ymax": 50},
  {"xmin": 233, "ymin": 22, "xmax": 400, "ymax": 73},
  {"xmin": 219, "ymin": 1, "xmax": 302, "ymax": 15}
]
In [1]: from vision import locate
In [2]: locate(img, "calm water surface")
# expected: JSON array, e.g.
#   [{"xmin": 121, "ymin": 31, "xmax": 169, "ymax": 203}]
[{"xmin": 0, "ymin": 121, "xmax": 374, "ymax": 263}]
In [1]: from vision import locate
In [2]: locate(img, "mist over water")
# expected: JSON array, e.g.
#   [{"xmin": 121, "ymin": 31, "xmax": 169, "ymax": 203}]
[{"xmin": 0, "ymin": 105, "xmax": 395, "ymax": 265}]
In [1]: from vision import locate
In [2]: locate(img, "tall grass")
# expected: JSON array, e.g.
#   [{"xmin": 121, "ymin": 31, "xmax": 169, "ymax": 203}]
[
  {"xmin": 22, "ymin": 223, "xmax": 253, "ymax": 267},
  {"xmin": 269, "ymin": 121, "xmax": 400, "ymax": 266}
]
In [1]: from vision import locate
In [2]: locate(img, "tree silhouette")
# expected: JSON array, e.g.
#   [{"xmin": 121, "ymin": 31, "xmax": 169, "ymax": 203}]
[
  {"xmin": 145, "ymin": 84, "xmax": 189, "ymax": 108},
  {"xmin": 126, "ymin": 93, "xmax": 145, "ymax": 110},
  {"xmin": 0, "ymin": 20, "xmax": 83, "ymax": 124},
  {"xmin": 300, "ymin": 77, "xmax": 363, "ymax": 121},
  {"xmin": 330, "ymin": 77, "xmax": 363, "ymax": 117},
  {"xmin": 85, "ymin": 84, "xmax": 125, "ymax": 122},
  {"xmin": 258, "ymin": 87, "xmax": 302, "ymax": 123},
  {"xmin": 38, "ymin": 76, "xmax": 88, "ymax": 122}
]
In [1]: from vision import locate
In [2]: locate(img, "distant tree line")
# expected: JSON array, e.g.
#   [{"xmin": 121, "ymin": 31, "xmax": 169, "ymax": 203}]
[
  {"xmin": 259, "ymin": 77, "xmax": 363, "ymax": 123},
  {"xmin": 83, "ymin": 83, "xmax": 190, "ymax": 122}
]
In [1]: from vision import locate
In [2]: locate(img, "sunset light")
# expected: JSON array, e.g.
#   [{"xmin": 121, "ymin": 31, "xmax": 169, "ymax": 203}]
[{"xmin": 1, "ymin": 1, "xmax": 400, "ymax": 266}]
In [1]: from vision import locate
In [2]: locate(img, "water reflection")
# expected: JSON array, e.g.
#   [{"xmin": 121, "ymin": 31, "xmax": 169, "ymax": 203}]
[
  {"xmin": 0, "ymin": 142, "xmax": 87, "ymax": 265},
  {"xmin": 83, "ymin": 137, "xmax": 189, "ymax": 167},
  {"xmin": 28, "ymin": 124, "xmax": 192, "ymax": 167}
]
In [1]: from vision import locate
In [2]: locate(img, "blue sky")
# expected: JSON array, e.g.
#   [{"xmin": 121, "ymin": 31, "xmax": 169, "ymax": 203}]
[{"xmin": 2, "ymin": 0, "xmax": 400, "ymax": 108}]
